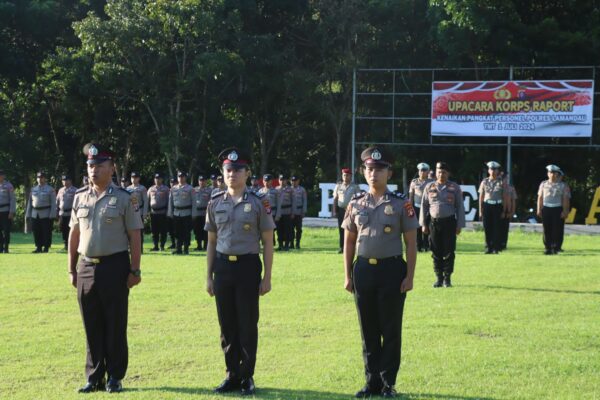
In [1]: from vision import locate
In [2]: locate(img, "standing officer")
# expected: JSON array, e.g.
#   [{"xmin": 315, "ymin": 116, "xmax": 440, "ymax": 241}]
[
  {"xmin": 211, "ymin": 175, "xmax": 227, "ymax": 196},
  {"xmin": 290, "ymin": 176, "xmax": 307, "ymax": 249},
  {"xmin": 333, "ymin": 168, "xmax": 361, "ymax": 254},
  {"xmin": 409, "ymin": 163, "xmax": 433, "ymax": 252},
  {"xmin": 341, "ymin": 146, "xmax": 418, "ymax": 398},
  {"xmin": 420, "ymin": 162, "xmax": 465, "ymax": 288},
  {"xmin": 120, "ymin": 177, "xmax": 128, "ymax": 189},
  {"xmin": 193, "ymin": 175, "xmax": 212, "ymax": 251},
  {"xmin": 205, "ymin": 147, "xmax": 275, "ymax": 396},
  {"xmin": 500, "ymin": 178, "xmax": 517, "ymax": 250},
  {"xmin": 68, "ymin": 143, "xmax": 143, "ymax": 393},
  {"xmin": 275, "ymin": 174, "xmax": 294, "ymax": 251},
  {"xmin": 167, "ymin": 171, "xmax": 195, "ymax": 254},
  {"xmin": 478, "ymin": 161, "xmax": 509, "ymax": 254},
  {"xmin": 537, "ymin": 164, "xmax": 570, "ymax": 255},
  {"xmin": 127, "ymin": 172, "xmax": 148, "ymax": 252},
  {"xmin": 167, "ymin": 177, "xmax": 177, "ymax": 249},
  {"xmin": 249, "ymin": 175, "xmax": 261, "ymax": 193},
  {"xmin": 26, "ymin": 171, "xmax": 56, "ymax": 253},
  {"xmin": 0, "ymin": 170, "xmax": 16, "ymax": 253},
  {"xmin": 56, "ymin": 175, "xmax": 78, "ymax": 250},
  {"xmin": 148, "ymin": 173, "xmax": 170, "ymax": 251},
  {"xmin": 259, "ymin": 174, "xmax": 279, "ymax": 245}
]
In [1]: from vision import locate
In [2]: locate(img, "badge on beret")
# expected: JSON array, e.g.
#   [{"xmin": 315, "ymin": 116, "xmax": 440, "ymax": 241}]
[
  {"xmin": 384, "ymin": 225, "xmax": 392, "ymax": 233},
  {"xmin": 384, "ymin": 205, "xmax": 394, "ymax": 215},
  {"xmin": 109, "ymin": 197, "xmax": 117, "ymax": 206},
  {"xmin": 371, "ymin": 150, "xmax": 382, "ymax": 160},
  {"xmin": 244, "ymin": 203, "xmax": 252, "ymax": 213},
  {"xmin": 88, "ymin": 145, "xmax": 98, "ymax": 156},
  {"xmin": 228, "ymin": 151, "xmax": 239, "ymax": 161},
  {"xmin": 243, "ymin": 223, "xmax": 251, "ymax": 231}
]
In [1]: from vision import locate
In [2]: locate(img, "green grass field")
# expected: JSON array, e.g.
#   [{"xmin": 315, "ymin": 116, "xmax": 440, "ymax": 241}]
[{"xmin": 0, "ymin": 229, "xmax": 599, "ymax": 400}]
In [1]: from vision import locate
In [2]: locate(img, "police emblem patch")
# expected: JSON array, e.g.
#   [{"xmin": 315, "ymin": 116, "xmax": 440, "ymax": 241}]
[
  {"xmin": 384, "ymin": 205, "xmax": 394, "ymax": 215},
  {"xmin": 228, "ymin": 151, "xmax": 239, "ymax": 161},
  {"xmin": 109, "ymin": 197, "xmax": 117, "ymax": 206},
  {"xmin": 371, "ymin": 150, "xmax": 382, "ymax": 160},
  {"xmin": 243, "ymin": 223, "xmax": 251, "ymax": 231},
  {"xmin": 88, "ymin": 145, "xmax": 98, "ymax": 156},
  {"xmin": 384, "ymin": 225, "xmax": 392, "ymax": 233},
  {"xmin": 244, "ymin": 203, "xmax": 252, "ymax": 213}
]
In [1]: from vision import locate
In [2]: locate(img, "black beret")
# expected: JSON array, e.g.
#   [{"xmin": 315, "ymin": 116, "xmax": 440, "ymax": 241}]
[
  {"xmin": 436, "ymin": 162, "xmax": 450, "ymax": 171},
  {"xmin": 130, "ymin": 171, "xmax": 140, "ymax": 177},
  {"xmin": 218, "ymin": 147, "xmax": 251, "ymax": 168},
  {"xmin": 83, "ymin": 143, "xmax": 113, "ymax": 165},
  {"xmin": 360, "ymin": 146, "xmax": 392, "ymax": 167},
  {"xmin": 263, "ymin": 174, "xmax": 273, "ymax": 181}
]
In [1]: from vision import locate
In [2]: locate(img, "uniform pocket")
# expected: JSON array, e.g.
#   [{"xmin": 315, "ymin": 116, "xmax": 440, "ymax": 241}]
[{"xmin": 215, "ymin": 213, "xmax": 229, "ymax": 224}]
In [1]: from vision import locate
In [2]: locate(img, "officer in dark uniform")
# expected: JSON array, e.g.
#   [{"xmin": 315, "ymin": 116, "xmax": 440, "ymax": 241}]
[
  {"xmin": 167, "ymin": 171, "xmax": 195, "ymax": 254},
  {"xmin": 537, "ymin": 164, "xmax": 571, "ymax": 255},
  {"xmin": 26, "ymin": 171, "xmax": 57, "ymax": 253},
  {"xmin": 56, "ymin": 175, "xmax": 78, "ymax": 250},
  {"xmin": 0, "ymin": 170, "xmax": 16, "ymax": 253},
  {"xmin": 342, "ymin": 146, "xmax": 418, "ymax": 398},
  {"xmin": 193, "ymin": 175, "xmax": 212, "ymax": 251},
  {"xmin": 148, "ymin": 173, "xmax": 170, "ymax": 251},
  {"xmin": 275, "ymin": 174, "xmax": 294, "ymax": 251},
  {"xmin": 409, "ymin": 163, "xmax": 433, "ymax": 252},
  {"xmin": 478, "ymin": 161, "xmax": 509, "ymax": 254},
  {"xmin": 420, "ymin": 162, "xmax": 466, "ymax": 287},
  {"xmin": 69, "ymin": 143, "xmax": 143, "ymax": 393},
  {"xmin": 290, "ymin": 176, "xmax": 307, "ymax": 249},
  {"xmin": 205, "ymin": 147, "xmax": 275, "ymax": 396}
]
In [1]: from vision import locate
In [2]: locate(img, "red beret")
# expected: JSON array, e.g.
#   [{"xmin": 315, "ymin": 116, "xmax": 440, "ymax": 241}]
[{"xmin": 341, "ymin": 168, "xmax": 352, "ymax": 174}]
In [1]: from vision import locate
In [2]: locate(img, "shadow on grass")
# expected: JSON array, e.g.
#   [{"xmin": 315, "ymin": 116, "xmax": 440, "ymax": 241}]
[
  {"xmin": 129, "ymin": 386, "xmax": 497, "ymax": 399},
  {"xmin": 464, "ymin": 284, "xmax": 600, "ymax": 296}
]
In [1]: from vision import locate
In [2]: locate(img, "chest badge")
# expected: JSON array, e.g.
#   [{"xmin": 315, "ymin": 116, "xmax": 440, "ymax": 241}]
[
  {"xmin": 384, "ymin": 205, "xmax": 394, "ymax": 215},
  {"xmin": 384, "ymin": 225, "xmax": 392, "ymax": 233},
  {"xmin": 243, "ymin": 223, "xmax": 251, "ymax": 231},
  {"xmin": 106, "ymin": 218, "xmax": 113, "ymax": 224},
  {"xmin": 109, "ymin": 197, "xmax": 118, "ymax": 206},
  {"xmin": 244, "ymin": 203, "xmax": 252, "ymax": 213}
]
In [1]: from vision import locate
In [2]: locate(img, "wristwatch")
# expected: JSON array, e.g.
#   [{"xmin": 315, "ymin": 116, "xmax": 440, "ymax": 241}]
[{"xmin": 130, "ymin": 269, "xmax": 142, "ymax": 277}]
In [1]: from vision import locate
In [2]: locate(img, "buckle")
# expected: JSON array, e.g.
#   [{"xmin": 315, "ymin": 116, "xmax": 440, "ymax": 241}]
[
  {"xmin": 368, "ymin": 258, "xmax": 378, "ymax": 265},
  {"xmin": 228, "ymin": 255, "xmax": 238, "ymax": 262},
  {"xmin": 84, "ymin": 257, "xmax": 100, "ymax": 264}
]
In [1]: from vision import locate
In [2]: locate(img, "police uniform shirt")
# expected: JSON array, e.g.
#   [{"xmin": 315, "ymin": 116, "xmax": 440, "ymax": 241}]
[
  {"xmin": 334, "ymin": 182, "xmax": 360, "ymax": 209},
  {"xmin": 538, "ymin": 180, "xmax": 571, "ymax": 207},
  {"xmin": 341, "ymin": 191, "xmax": 419, "ymax": 259},
  {"xmin": 127, "ymin": 184, "xmax": 149, "ymax": 217},
  {"xmin": 420, "ymin": 180, "xmax": 466, "ymax": 228},
  {"xmin": 148, "ymin": 184, "xmax": 170, "ymax": 214},
  {"xmin": 409, "ymin": 178, "xmax": 433, "ymax": 207},
  {"xmin": 56, "ymin": 185, "xmax": 78, "ymax": 217},
  {"xmin": 258, "ymin": 187, "xmax": 280, "ymax": 214},
  {"xmin": 0, "ymin": 181, "xmax": 16, "ymax": 213},
  {"xmin": 205, "ymin": 190, "xmax": 276, "ymax": 255},
  {"xmin": 478, "ymin": 178, "xmax": 507, "ymax": 202},
  {"xmin": 276, "ymin": 186, "xmax": 293, "ymax": 217},
  {"xmin": 26, "ymin": 184, "xmax": 57, "ymax": 219},
  {"xmin": 69, "ymin": 183, "xmax": 143, "ymax": 257},
  {"xmin": 194, "ymin": 186, "xmax": 212, "ymax": 217},
  {"xmin": 168, "ymin": 184, "xmax": 196, "ymax": 217},
  {"xmin": 292, "ymin": 185, "xmax": 308, "ymax": 215}
]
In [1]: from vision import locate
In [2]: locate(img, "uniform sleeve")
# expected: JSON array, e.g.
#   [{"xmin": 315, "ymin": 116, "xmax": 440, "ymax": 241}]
[
  {"xmin": 204, "ymin": 200, "xmax": 216, "ymax": 232},
  {"xmin": 303, "ymin": 188, "xmax": 307, "ymax": 214},
  {"xmin": 408, "ymin": 181, "xmax": 415, "ymax": 196},
  {"xmin": 167, "ymin": 191, "xmax": 173, "ymax": 217},
  {"xmin": 400, "ymin": 199, "xmax": 420, "ymax": 232},
  {"xmin": 56, "ymin": 189, "xmax": 61, "ymax": 213},
  {"xmin": 537, "ymin": 182, "xmax": 544, "ymax": 196},
  {"xmin": 124, "ymin": 194, "xmax": 144, "ymax": 230},
  {"xmin": 69, "ymin": 195, "xmax": 80, "ymax": 228},
  {"xmin": 340, "ymin": 202, "xmax": 357, "ymax": 232},
  {"xmin": 478, "ymin": 180, "xmax": 485, "ymax": 195},
  {"xmin": 25, "ymin": 191, "xmax": 32, "ymax": 218},
  {"xmin": 563, "ymin": 183, "xmax": 571, "ymax": 199},
  {"xmin": 419, "ymin": 186, "xmax": 430, "ymax": 226},
  {"xmin": 455, "ymin": 185, "xmax": 466, "ymax": 228},
  {"xmin": 191, "ymin": 189, "xmax": 199, "ymax": 218},
  {"xmin": 142, "ymin": 187, "xmax": 149, "ymax": 217},
  {"xmin": 257, "ymin": 197, "xmax": 276, "ymax": 231},
  {"xmin": 9, "ymin": 184, "xmax": 16, "ymax": 214},
  {"xmin": 49, "ymin": 187, "xmax": 57, "ymax": 218}
]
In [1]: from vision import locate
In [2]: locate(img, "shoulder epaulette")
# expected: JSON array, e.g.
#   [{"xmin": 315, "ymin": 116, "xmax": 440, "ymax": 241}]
[
  {"xmin": 394, "ymin": 191, "xmax": 407, "ymax": 199},
  {"xmin": 251, "ymin": 191, "xmax": 265, "ymax": 199},
  {"xmin": 118, "ymin": 187, "xmax": 131, "ymax": 195},
  {"xmin": 352, "ymin": 191, "xmax": 366, "ymax": 200},
  {"xmin": 75, "ymin": 186, "xmax": 88, "ymax": 193},
  {"xmin": 211, "ymin": 190, "xmax": 225, "ymax": 199}
]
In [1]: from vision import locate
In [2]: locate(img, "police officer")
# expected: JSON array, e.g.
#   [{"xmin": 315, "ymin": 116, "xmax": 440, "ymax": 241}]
[
  {"xmin": 341, "ymin": 146, "xmax": 418, "ymax": 398},
  {"xmin": 205, "ymin": 147, "xmax": 275, "ymax": 396},
  {"xmin": 0, "ymin": 170, "xmax": 16, "ymax": 253},
  {"xmin": 556, "ymin": 170, "xmax": 567, "ymax": 252},
  {"xmin": 478, "ymin": 161, "xmax": 509, "ymax": 254},
  {"xmin": 333, "ymin": 168, "xmax": 360, "ymax": 254},
  {"xmin": 275, "ymin": 174, "xmax": 294, "ymax": 251},
  {"xmin": 290, "ymin": 176, "xmax": 307, "ymax": 249},
  {"xmin": 193, "ymin": 175, "xmax": 212, "ymax": 251},
  {"xmin": 56, "ymin": 175, "xmax": 78, "ymax": 250},
  {"xmin": 127, "ymin": 172, "xmax": 148, "ymax": 252},
  {"xmin": 148, "ymin": 173, "xmax": 170, "ymax": 251},
  {"xmin": 69, "ymin": 143, "xmax": 143, "ymax": 393},
  {"xmin": 167, "ymin": 177, "xmax": 177, "ymax": 249},
  {"xmin": 120, "ymin": 176, "xmax": 128, "ymax": 189},
  {"xmin": 249, "ymin": 175, "xmax": 261, "ymax": 193},
  {"xmin": 211, "ymin": 175, "xmax": 227, "ymax": 196},
  {"xmin": 167, "ymin": 171, "xmax": 195, "ymax": 254},
  {"xmin": 537, "ymin": 164, "xmax": 570, "ymax": 255},
  {"xmin": 420, "ymin": 162, "xmax": 465, "ymax": 288},
  {"xmin": 26, "ymin": 171, "xmax": 57, "ymax": 253},
  {"xmin": 259, "ymin": 174, "xmax": 279, "ymax": 245},
  {"xmin": 409, "ymin": 163, "xmax": 433, "ymax": 252},
  {"xmin": 500, "ymin": 177, "xmax": 517, "ymax": 250}
]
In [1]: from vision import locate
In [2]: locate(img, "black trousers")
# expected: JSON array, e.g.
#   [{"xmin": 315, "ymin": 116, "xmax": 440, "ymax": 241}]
[
  {"xmin": 483, "ymin": 203, "xmax": 503, "ymax": 252},
  {"xmin": 60, "ymin": 216, "xmax": 71, "ymax": 246},
  {"xmin": 291, "ymin": 215, "xmax": 303, "ymax": 246},
  {"xmin": 0, "ymin": 212, "xmax": 11, "ymax": 251},
  {"xmin": 192, "ymin": 215, "xmax": 208, "ymax": 249},
  {"xmin": 77, "ymin": 251, "xmax": 130, "ymax": 383},
  {"xmin": 337, "ymin": 207, "xmax": 346, "ymax": 249},
  {"xmin": 414, "ymin": 206, "xmax": 429, "ymax": 251},
  {"xmin": 557, "ymin": 218, "xmax": 565, "ymax": 250},
  {"xmin": 429, "ymin": 216, "xmax": 457, "ymax": 276},
  {"xmin": 500, "ymin": 216, "xmax": 510, "ymax": 249},
  {"xmin": 277, "ymin": 214, "xmax": 292, "ymax": 248},
  {"xmin": 173, "ymin": 215, "xmax": 192, "ymax": 250},
  {"xmin": 213, "ymin": 254, "xmax": 262, "ymax": 380},
  {"xmin": 32, "ymin": 216, "xmax": 52, "ymax": 249},
  {"xmin": 150, "ymin": 213, "xmax": 168, "ymax": 248},
  {"xmin": 168, "ymin": 217, "xmax": 176, "ymax": 246},
  {"xmin": 542, "ymin": 206, "xmax": 563, "ymax": 251},
  {"xmin": 353, "ymin": 256, "xmax": 407, "ymax": 388}
]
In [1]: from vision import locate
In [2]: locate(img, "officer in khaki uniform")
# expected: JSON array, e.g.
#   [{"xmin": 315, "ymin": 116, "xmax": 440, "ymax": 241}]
[
  {"xmin": 0, "ymin": 170, "xmax": 16, "ymax": 253},
  {"xmin": 68, "ymin": 143, "xmax": 143, "ymax": 393},
  {"xmin": 211, "ymin": 175, "xmax": 227, "ymax": 196},
  {"xmin": 148, "ymin": 173, "xmax": 170, "ymax": 251},
  {"xmin": 56, "ymin": 175, "xmax": 78, "ymax": 250},
  {"xmin": 258, "ymin": 174, "xmax": 279, "ymax": 245},
  {"xmin": 167, "ymin": 177, "xmax": 177, "ymax": 248},
  {"xmin": 290, "ymin": 176, "xmax": 307, "ymax": 249},
  {"xmin": 26, "ymin": 171, "xmax": 57, "ymax": 253},
  {"xmin": 193, "ymin": 175, "xmax": 212, "ymax": 251},
  {"xmin": 537, "ymin": 164, "xmax": 571, "ymax": 255},
  {"xmin": 342, "ymin": 146, "xmax": 418, "ymax": 398},
  {"xmin": 333, "ymin": 168, "xmax": 361, "ymax": 253},
  {"xmin": 205, "ymin": 147, "xmax": 275, "ymax": 396},
  {"xmin": 420, "ymin": 162, "xmax": 466, "ymax": 288},
  {"xmin": 478, "ymin": 161, "xmax": 509, "ymax": 254},
  {"xmin": 127, "ymin": 172, "xmax": 148, "ymax": 252},
  {"xmin": 167, "ymin": 171, "xmax": 196, "ymax": 254},
  {"xmin": 249, "ymin": 175, "xmax": 261, "ymax": 194},
  {"xmin": 409, "ymin": 163, "xmax": 433, "ymax": 252},
  {"xmin": 275, "ymin": 174, "xmax": 294, "ymax": 251},
  {"xmin": 500, "ymin": 179, "xmax": 517, "ymax": 250}
]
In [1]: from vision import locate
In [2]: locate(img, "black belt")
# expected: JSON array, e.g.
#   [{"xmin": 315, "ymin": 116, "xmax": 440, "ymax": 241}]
[
  {"xmin": 62, "ymin": 208, "xmax": 72, "ymax": 212},
  {"xmin": 81, "ymin": 251, "xmax": 128, "ymax": 264},
  {"xmin": 295, "ymin": 206, "xmax": 303, "ymax": 209},
  {"xmin": 152, "ymin": 206, "xmax": 167, "ymax": 211},
  {"xmin": 281, "ymin": 205, "xmax": 291, "ymax": 209},
  {"xmin": 174, "ymin": 206, "xmax": 192, "ymax": 210},
  {"xmin": 431, "ymin": 216, "xmax": 455, "ymax": 223},
  {"xmin": 216, "ymin": 252, "xmax": 259, "ymax": 262},
  {"xmin": 196, "ymin": 207, "xmax": 207, "ymax": 211},
  {"xmin": 357, "ymin": 255, "xmax": 404, "ymax": 265},
  {"xmin": 0, "ymin": 203, "xmax": 9, "ymax": 208},
  {"xmin": 33, "ymin": 206, "xmax": 50, "ymax": 210}
]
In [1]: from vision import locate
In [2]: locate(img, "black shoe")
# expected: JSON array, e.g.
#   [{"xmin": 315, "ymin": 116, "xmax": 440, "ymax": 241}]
[
  {"xmin": 544, "ymin": 249, "xmax": 553, "ymax": 255},
  {"xmin": 485, "ymin": 249, "xmax": 493, "ymax": 254},
  {"xmin": 240, "ymin": 377, "xmax": 255, "ymax": 396},
  {"xmin": 2, "ymin": 248, "xmax": 8, "ymax": 253},
  {"xmin": 296, "ymin": 243, "xmax": 300, "ymax": 249},
  {"xmin": 556, "ymin": 248, "xmax": 564, "ymax": 253},
  {"xmin": 433, "ymin": 276, "xmax": 444, "ymax": 288},
  {"xmin": 214, "ymin": 378, "xmax": 240, "ymax": 393},
  {"xmin": 337, "ymin": 248, "xmax": 343, "ymax": 254},
  {"xmin": 381, "ymin": 385, "xmax": 397, "ymax": 398},
  {"xmin": 168, "ymin": 243, "xmax": 176, "ymax": 249},
  {"xmin": 289, "ymin": 243, "xmax": 295, "ymax": 249},
  {"xmin": 78, "ymin": 378, "xmax": 106, "ymax": 393},
  {"xmin": 493, "ymin": 250, "xmax": 499, "ymax": 254},
  {"xmin": 32, "ymin": 248, "xmax": 42, "ymax": 253},
  {"xmin": 150, "ymin": 246, "xmax": 159, "ymax": 251},
  {"xmin": 160, "ymin": 246, "xmax": 165, "ymax": 251},
  {"xmin": 42, "ymin": 247, "xmax": 49, "ymax": 253},
  {"xmin": 443, "ymin": 276, "xmax": 452, "ymax": 288},
  {"xmin": 172, "ymin": 249, "xmax": 182, "ymax": 255},
  {"xmin": 106, "ymin": 377, "xmax": 122, "ymax": 393},
  {"xmin": 183, "ymin": 248, "xmax": 189, "ymax": 255},
  {"xmin": 355, "ymin": 385, "xmax": 380, "ymax": 398}
]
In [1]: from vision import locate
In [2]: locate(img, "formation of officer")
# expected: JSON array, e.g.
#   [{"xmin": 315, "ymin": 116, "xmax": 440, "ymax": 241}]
[
  {"xmin": 290, "ymin": 176, "xmax": 307, "ymax": 249},
  {"xmin": 478, "ymin": 161, "xmax": 509, "ymax": 254},
  {"xmin": 249, "ymin": 175, "xmax": 261, "ymax": 193},
  {"xmin": 258, "ymin": 174, "xmax": 279, "ymax": 244},
  {"xmin": 68, "ymin": 143, "xmax": 143, "ymax": 393},
  {"xmin": 193, "ymin": 175, "xmax": 212, "ymax": 251},
  {"xmin": 409, "ymin": 163, "xmax": 433, "ymax": 252},
  {"xmin": 148, "ymin": 173, "xmax": 170, "ymax": 251},
  {"xmin": 205, "ymin": 147, "xmax": 275, "ymax": 396},
  {"xmin": 56, "ymin": 175, "xmax": 78, "ymax": 250},
  {"xmin": 275, "ymin": 174, "xmax": 294, "ymax": 251},
  {"xmin": 333, "ymin": 168, "xmax": 361, "ymax": 254},
  {"xmin": 167, "ymin": 171, "xmax": 195, "ymax": 254},
  {"xmin": 537, "ymin": 164, "xmax": 571, "ymax": 255},
  {"xmin": 26, "ymin": 171, "xmax": 57, "ymax": 253},
  {"xmin": 0, "ymin": 170, "xmax": 16, "ymax": 253},
  {"xmin": 420, "ymin": 162, "xmax": 466, "ymax": 288},
  {"xmin": 127, "ymin": 172, "xmax": 148, "ymax": 252},
  {"xmin": 342, "ymin": 146, "xmax": 418, "ymax": 398}
]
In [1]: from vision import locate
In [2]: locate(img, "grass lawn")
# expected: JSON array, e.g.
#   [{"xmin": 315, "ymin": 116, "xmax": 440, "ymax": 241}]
[{"xmin": 0, "ymin": 229, "xmax": 599, "ymax": 400}]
